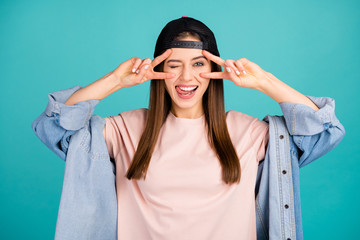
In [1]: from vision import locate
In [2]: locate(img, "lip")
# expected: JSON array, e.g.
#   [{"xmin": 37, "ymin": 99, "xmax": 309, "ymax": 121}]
[
  {"xmin": 175, "ymin": 85, "xmax": 198, "ymax": 100},
  {"xmin": 175, "ymin": 84, "xmax": 198, "ymax": 88}
]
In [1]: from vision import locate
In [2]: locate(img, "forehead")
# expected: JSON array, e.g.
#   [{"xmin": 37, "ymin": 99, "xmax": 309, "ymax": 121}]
[{"xmin": 165, "ymin": 47, "xmax": 207, "ymax": 63}]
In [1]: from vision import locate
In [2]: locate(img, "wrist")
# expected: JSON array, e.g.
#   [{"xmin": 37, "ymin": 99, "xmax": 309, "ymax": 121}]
[
  {"xmin": 255, "ymin": 74, "xmax": 278, "ymax": 95},
  {"xmin": 102, "ymin": 71, "xmax": 124, "ymax": 92},
  {"xmin": 256, "ymin": 74, "xmax": 292, "ymax": 104}
]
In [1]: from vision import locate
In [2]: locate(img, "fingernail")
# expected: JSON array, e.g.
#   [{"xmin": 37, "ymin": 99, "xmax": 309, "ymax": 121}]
[
  {"xmin": 132, "ymin": 68, "xmax": 136, "ymax": 73},
  {"xmin": 235, "ymin": 70, "xmax": 240, "ymax": 75},
  {"xmin": 144, "ymin": 65, "xmax": 149, "ymax": 70},
  {"xmin": 242, "ymin": 70, "xmax": 246, "ymax": 75},
  {"xmin": 136, "ymin": 69, "xmax": 140, "ymax": 74},
  {"xmin": 226, "ymin": 67, "xmax": 231, "ymax": 73}
]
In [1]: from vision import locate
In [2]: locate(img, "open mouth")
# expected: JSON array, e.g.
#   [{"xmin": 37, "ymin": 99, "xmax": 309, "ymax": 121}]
[{"xmin": 175, "ymin": 85, "xmax": 199, "ymax": 96}]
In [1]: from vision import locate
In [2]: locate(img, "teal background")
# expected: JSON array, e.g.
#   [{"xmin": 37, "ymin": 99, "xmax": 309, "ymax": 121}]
[{"xmin": 0, "ymin": 0, "xmax": 358, "ymax": 239}]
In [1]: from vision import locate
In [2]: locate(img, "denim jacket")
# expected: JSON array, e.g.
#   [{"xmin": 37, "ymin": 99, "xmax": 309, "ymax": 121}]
[{"xmin": 32, "ymin": 85, "xmax": 345, "ymax": 240}]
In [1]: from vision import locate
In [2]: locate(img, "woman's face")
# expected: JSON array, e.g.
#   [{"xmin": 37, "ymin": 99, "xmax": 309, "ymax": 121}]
[{"xmin": 163, "ymin": 37, "xmax": 212, "ymax": 118}]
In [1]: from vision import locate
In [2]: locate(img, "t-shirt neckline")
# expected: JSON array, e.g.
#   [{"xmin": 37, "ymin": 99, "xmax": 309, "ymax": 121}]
[{"xmin": 168, "ymin": 111, "xmax": 205, "ymax": 125}]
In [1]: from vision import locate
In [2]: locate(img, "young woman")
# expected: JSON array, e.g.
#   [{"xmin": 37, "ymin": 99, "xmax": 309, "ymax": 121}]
[{"xmin": 33, "ymin": 17, "xmax": 345, "ymax": 240}]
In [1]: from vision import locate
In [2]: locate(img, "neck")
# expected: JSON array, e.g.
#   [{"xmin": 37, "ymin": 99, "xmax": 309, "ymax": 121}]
[{"xmin": 170, "ymin": 105, "xmax": 204, "ymax": 119}]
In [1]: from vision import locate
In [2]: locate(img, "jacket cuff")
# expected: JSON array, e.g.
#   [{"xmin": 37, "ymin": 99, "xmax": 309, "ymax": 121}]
[
  {"xmin": 44, "ymin": 85, "xmax": 100, "ymax": 130},
  {"xmin": 279, "ymin": 96, "xmax": 341, "ymax": 136}
]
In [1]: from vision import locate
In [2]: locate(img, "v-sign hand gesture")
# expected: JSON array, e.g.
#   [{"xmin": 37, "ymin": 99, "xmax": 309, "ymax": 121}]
[
  {"xmin": 199, "ymin": 50, "xmax": 320, "ymax": 111},
  {"xmin": 199, "ymin": 50, "xmax": 275, "ymax": 90},
  {"xmin": 112, "ymin": 49, "xmax": 176, "ymax": 89}
]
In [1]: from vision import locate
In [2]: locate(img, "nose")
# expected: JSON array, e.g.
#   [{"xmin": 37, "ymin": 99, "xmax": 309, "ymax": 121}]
[{"xmin": 180, "ymin": 65, "xmax": 193, "ymax": 82}]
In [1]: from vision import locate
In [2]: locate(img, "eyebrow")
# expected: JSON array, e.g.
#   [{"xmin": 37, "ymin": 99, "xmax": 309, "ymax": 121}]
[{"xmin": 166, "ymin": 56, "xmax": 207, "ymax": 64}]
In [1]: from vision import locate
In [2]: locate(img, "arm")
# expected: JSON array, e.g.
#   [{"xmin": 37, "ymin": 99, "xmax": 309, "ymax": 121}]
[
  {"xmin": 199, "ymin": 50, "xmax": 345, "ymax": 165},
  {"xmin": 64, "ymin": 72, "xmax": 120, "ymax": 105},
  {"xmin": 256, "ymin": 72, "xmax": 319, "ymax": 111},
  {"xmin": 32, "ymin": 72, "xmax": 128, "ymax": 160},
  {"xmin": 251, "ymin": 66, "xmax": 345, "ymax": 166},
  {"xmin": 64, "ymin": 72, "xmax": 121, "ymax": 141},
  {"xmin": 32, "ymin": 50, "xmax": 175, "ymax": 160},
  {"xmin": 200, "ymin": 50, "xmax": 319, "ymax": 111},
  {"xmin": 64, "ymin": 49, "xmax": 175, "ymax": 107},
  {"xmin": 257, "ymin": 73, "xmax": 345, "ymax": 166}
]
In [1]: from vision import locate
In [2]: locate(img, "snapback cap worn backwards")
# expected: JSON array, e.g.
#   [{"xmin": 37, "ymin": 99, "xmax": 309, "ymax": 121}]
[{"xmin": 153, "ymin": 16, "xmax": 220, "ymax": 58}]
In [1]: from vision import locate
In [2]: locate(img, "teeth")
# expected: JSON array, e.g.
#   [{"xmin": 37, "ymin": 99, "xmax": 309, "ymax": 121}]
[{"xmin": 178, "ymin": 86, "xmax": 197, "ymax": 91}]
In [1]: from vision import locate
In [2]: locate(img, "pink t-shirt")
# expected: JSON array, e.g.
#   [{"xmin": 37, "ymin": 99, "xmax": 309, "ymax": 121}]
[{"xmin": 104, "ymin": 108, "xmax": 269, "ymax": 240}]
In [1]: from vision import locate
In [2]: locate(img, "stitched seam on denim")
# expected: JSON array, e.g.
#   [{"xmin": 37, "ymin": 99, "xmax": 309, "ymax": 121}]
[
  {"xmin": 46, "ymin": 96, "xmax": 56, "ymax": 115},
  {"xmin": 84, "ymin": 101, "xmax": 92, "ymax": 128},
  {"xmin": 78, "ymin": 129, "xmax": 109, "ymax": 161},
  {"xmin": 77, "ymin": 102, "xmax": 93, "ymax": 154},
  {"xmin": 285, "ymin": 131, "xmax": 296, "ymax": 239},
  {"xmin": 57, "ymin": 103, "xmax": 62, "ymax": 127},
  {"xmin": 80, "ymin": 127, "xmax": 90, "ymax": 152},
  {"xmin": 88, "ymin": 152, "xmax": 109, "ymax": 161},
  {"xmin": 291, "ymin": 105, "xmax": 296, "ymax": 135},
  {"xmin": 316, "ymin": 101, "xmax": 326, "ymax": 123},
  {"xmin": 55, "ymin": 102, "xmax": 60, "ymax": 114},
  {"xmin": 274, "ymin": 118, "xmax": 286, "ymax": 240},
  {"xmin": 78, "ymin": 116, "xmax": 110, "ymax": 161},
  {"xmin": 255, "ymin": 196, "xmax": 269, "ymax": 239}
]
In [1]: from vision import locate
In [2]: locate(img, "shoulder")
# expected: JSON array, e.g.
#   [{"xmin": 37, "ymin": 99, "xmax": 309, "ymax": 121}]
[
  {"xmin": 104, "ymin": 108, "xmax": 148, "ymax": 130},
  {"xmin": 105, "ymin": 108, "xmax": 147, "ymax": 120},
  {"xmin": 226, "ymin": 110, "xmax": 268, "ymax": 132},
  {"xmin": 119, "ymin": 108, "xmax": 148, "ymax": 121},
  {"xmin": 226, "ymin": 110, "xmax": 257, "ymax": 123},
  {"xmin": 226, "ymin": 111, "xmax": 269, "ymax": 151}
]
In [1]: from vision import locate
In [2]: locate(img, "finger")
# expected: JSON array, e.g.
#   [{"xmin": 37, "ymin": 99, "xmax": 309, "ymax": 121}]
[
  {"xmin": 151, "ymin": 72, "xmax": 176, "ymax": 80},
  {"xmin": 225, "ymin": 59, "xmax": 240, "ymax": 75},
  {"xmin": 202, "ymin": 50, "xmax": 225, "ymax": 67},
  {"xmin": 224, "ymin": 59, "xmax": 240, "ymax": 79},
  {"xmin": 151, "ymin": 49, "xmax": 172, "ymax": 68},
  {"xmin": 234, "ymin": 59, "xmax": 247, "ymax": 75},
  {"xmin": 135, "ymin": 62, "xmax": 151, "ymax": 80},
  {"xmin": 131, "ymin": 57, "xmax": 142, "ymax": 73},
  {"xmin": 136, "ymin": 58, "xmax": 152, "ymax": 74},
  {"xmin": 199, "ymin": 72, "xmax": 226, "ymax": 79},
  {"xmin": 238, "ymin": 58, "xmax": 263, "ymax": 73}
]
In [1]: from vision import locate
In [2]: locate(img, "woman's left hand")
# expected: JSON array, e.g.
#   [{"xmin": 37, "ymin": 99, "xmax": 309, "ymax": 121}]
[
  {"xmin": 200, "ymin": 50, "xmax": 320, "ymax": 111},
  {"xmin": 199, "ymin": 50, "xmax": 275, "ymax": 90}
]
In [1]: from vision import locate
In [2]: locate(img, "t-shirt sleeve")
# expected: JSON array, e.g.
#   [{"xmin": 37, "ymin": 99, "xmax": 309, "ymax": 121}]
[
  {"xmin": 104, "ymin": 116, "xmax": 122, "ymax": 160},
  {"xmin": 250, "ymin": 120, "xmax": 269, "ymax": 162},
  {"xmin": 103, "ymin": 109, "xmax": 147, "ymax": 162}
]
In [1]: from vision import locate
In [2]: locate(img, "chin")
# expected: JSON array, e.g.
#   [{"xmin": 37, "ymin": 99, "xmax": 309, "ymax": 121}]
[{"xmin": 173, "ymin": 100, "xmax": 198, "ymax": 109}]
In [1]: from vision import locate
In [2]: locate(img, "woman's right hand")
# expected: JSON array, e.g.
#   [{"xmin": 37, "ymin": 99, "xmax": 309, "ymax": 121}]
[{"xmin": 112, "ymin": 49, "xmax": 176, "ymax": 89}]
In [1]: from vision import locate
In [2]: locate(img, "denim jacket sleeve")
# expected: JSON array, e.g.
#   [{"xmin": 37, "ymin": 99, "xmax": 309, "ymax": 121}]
[
  {"xmin": 32, "ymin": 85, "xmax": 100, "ymax": 161},
  {"xmin": 279, "ymin": 96, "xmax": 345, "ymax": 167}
]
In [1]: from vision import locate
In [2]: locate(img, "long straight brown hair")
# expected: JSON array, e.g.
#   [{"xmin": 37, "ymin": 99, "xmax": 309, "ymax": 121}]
[{"xmin": 126, "ymin": 32, "xmax": 240, "ymax": 184}]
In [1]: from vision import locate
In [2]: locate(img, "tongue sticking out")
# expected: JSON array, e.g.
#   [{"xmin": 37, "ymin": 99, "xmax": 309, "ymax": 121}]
[{"xmin": 175, "ymin": 86, "xmax": 198, "ymax": 95}]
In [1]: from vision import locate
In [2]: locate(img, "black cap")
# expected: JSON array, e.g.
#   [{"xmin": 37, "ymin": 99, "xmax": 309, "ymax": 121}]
[{"xmin": 153, "ymin": 16, "xmax": 220, "ymax": 58}]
